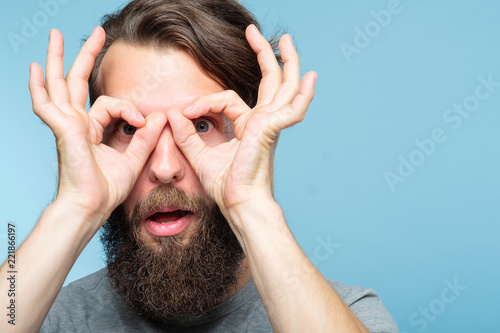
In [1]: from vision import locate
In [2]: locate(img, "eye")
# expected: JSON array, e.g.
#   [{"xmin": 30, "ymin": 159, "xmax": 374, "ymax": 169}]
[
  {"xmin": 119, "ymin": 122, "xmax": 137, "ymax": 136},
  {"xmin": 194, "ymin": 118, "xmax": 213, "ymax": 134}
]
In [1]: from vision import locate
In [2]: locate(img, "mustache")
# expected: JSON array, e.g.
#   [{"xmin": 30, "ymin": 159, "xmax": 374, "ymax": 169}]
[
  {"xmin": 130, "ymin": 186, "xmax": 212, "ymax": 226},
  {"xmin": 127, "ymin": 185, "xmax": 216, "ymax": 247},
  {"xmin": 102, "ymin": 185, "xmax": 245, "ymax": 321}
]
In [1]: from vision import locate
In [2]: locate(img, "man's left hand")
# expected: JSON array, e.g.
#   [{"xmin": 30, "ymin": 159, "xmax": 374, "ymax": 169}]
[{"xmin": 167, "ymin": 24, "xmax": 317, "ymax": 236}]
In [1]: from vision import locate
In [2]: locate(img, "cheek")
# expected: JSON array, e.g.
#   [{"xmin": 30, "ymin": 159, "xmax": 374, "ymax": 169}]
[
  {"xmin": 222, "ymin": 117, "xmax": 236, "ymax": 139},
  {"xmin": 102, "ymin": 135, "xmax": 129, "ymax": 153},
  {"xmin": 224, "ymin": 129, "xmax": 236, "ymax": 141},
  {"xmin": 203, "ymin": 127, "xmax": 234, "ymax": 147},
  {"xmin": 122, "ymin": 172, "xmax": 150, "ymax": 215},
  {"xmin": 121, "ymin": 191, "xmax": 138, "ymax": 219}
]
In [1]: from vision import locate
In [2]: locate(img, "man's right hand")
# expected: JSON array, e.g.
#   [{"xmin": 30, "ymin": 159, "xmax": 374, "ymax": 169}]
[
  {"xmin": 28, "ymin": 27, "xmax": 166, "ymax": 223},
  {"xmin": 0, "ymin": 26, "xmax": 165, "ymax": 332}
]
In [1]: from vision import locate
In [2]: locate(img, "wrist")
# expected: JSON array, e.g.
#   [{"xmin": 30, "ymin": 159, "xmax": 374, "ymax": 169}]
[
  {"xmin": 223, "ymin": 197, "xmax": 291, "ymax": 249},
  {"xmin": 49, "ymin": 196, "xmax": 109, "ymax": 233},
  {"xmin": 32, "ymin": 199, "xmax": 107, "ymax": 261}
]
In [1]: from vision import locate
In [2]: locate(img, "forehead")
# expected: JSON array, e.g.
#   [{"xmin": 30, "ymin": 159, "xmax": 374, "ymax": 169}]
[{"xmin": 99, "ymin": 42, "xmax": 224, "ymax": 113}]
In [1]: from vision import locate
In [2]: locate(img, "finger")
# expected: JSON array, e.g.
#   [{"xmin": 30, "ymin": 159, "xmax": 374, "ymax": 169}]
[
  {"xmin": 123, "ymin": 112, "xmax": 167, "ymax": 171},
  {"xmin": 45, "ymin": 29, "xmax": 71, "ymax": 108},
  {"xmin": 293, "ymin": 71, "xmax": 317, "ymax": 113},
  {"xmin": 29, "ymin": 62, "xmax": 67, "ymax": 133},
  {"xmin": 183, "ymin": 90, "xmax": 251, "ymax": 122},
  {"xmin": 66, "ymin": 26, "xmax": 106, "ymax": 110},
  {"xmin": 88, "ymin": 96, "xmax": 145, "ymax": 129},
  {"xmin": 246, "ymin": 24, "xmax": 283, "ymax": 107},
  {"xmin": 167, "ymin": 108, "xmax": 208, "ymax": 166},
  {"xmin": 270, "ymin": 34, "xmax": 301, "ymax": 108},
  {"xmin": 88, "ymin": 96, "xmax": 145, "ymax": 144},
  {"xmin": 271, "ymin": 71, "xmax": 317, "ymax": 130}
]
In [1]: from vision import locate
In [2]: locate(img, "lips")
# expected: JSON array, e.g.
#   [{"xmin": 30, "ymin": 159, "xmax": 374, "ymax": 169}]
[
  {"xmin": 149, "ymin": 210, "xmax": 192, "ymax": 223},
  {"xmin": 143, "ymin": 208, "xmax": 194, "ymax": 237}
]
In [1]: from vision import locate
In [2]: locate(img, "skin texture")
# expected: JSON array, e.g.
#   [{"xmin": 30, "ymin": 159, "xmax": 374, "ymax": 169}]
[
  {"xmin": 99, "ymin": 43, "xmax": 232, "ymax": 243},
  {"xmin": 99, "ymin": 45, "xmax": 249, "ymax": 318},
  {"xmin": 0, "ymin": 24, "xmax": 369, "ymax": 332}
]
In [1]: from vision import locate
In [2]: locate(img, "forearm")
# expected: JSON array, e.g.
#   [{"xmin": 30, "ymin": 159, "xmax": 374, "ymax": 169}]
[
  {"xmin": 0, "ymin": 200, "xmax": 104, "ymax": 332},
  {"xmin": 229, "ymin": 200, "xmax": 368, "ymax": 333}
]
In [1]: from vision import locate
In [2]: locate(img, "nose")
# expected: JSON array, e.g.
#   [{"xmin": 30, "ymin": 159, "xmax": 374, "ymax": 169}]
[{"xmin": 148, "ymin": 125, "xmax": 185, "ymax": 184}]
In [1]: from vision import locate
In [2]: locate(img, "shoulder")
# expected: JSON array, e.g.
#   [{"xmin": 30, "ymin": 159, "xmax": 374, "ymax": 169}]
[
  {"xmin": 40, "ymin": 269, "xmax": 159, "ymax": 333},
  {"xmin": 328, "ymin": 280, "xmax": 399, "ymax": 333},
  {"xmin": 61, "ymin": 268, "xmax": 108, "ymax": 293},
  {"xmin": 53, "ymin": 268, "xmax": 111, "ymax": 308},
  {"xmin": 328, "ymin": 279, "xmax": 378, "ymax": 305},
  {"xmin": 40, "ymin": 269, "xmax": 111, "ymax": 332}
]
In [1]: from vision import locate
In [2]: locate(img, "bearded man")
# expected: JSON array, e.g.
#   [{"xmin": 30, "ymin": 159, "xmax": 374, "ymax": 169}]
[{"xmin": 0, "ymin": 0, "xmax": 398, "ymax": 332}]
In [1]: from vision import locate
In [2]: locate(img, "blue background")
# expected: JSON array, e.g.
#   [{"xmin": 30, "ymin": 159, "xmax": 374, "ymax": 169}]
[{"xmin": 1, "ymin": 1, "xmax": 499, "ymax": 332}]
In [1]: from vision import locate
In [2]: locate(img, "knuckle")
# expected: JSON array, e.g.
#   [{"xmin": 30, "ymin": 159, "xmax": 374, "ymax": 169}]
[
  {"xmin": 115, "ymin": 99, "xmax": 137, "ymax": 115},
  {"xmin": 225, "ymin": 90, "xmax": 239, "ymax": 100},
  {"xmin": 32, "ymin": 105, "xmax": 42, "ymax": 116},
  {"xmin": 125, "ymin": 100, "xmax": 138, "ymax": 111},
  {"xmin": 94, "ymin": 95, "xmax": 108, "ymax": 105},
  {"xmin": 283, "ymin": 81, "xmax": 300, "ymax": 97},
  {"xmin": 178, "ymin": 131, "xmax": 198, "ymax": 147}
]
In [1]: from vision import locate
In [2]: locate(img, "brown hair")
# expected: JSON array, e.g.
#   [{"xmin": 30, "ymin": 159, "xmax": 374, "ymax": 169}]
[{"xmin": 89, "ymin": 0, "xmax": 281, "ymax": 107}]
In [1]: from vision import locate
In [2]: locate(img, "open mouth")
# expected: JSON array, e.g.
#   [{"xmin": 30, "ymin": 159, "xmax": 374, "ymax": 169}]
[
  {"xmin": 148, "ymin": 210, "xmax": 193, "ymax": 223},
  {"xmin": 143, "ymin": 209, "xmax": 195, "ymax": 237}
]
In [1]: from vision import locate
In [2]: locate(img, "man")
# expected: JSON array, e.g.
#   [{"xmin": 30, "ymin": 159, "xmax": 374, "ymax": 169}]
[{"xmin": 1, "ymin": 0, "xmax": 398, "ymax": 331}]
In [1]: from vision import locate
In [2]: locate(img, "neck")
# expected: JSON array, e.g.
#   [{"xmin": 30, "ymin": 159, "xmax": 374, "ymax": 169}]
[{"xmin": 228, "ymin": 258, "xmax": 252, "ymax": 299}]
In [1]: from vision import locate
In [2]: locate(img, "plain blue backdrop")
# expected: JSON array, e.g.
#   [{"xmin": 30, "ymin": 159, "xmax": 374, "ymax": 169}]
[{"xmin": 1, "ymin": 1, "xmax": 499, "ymax": 332}]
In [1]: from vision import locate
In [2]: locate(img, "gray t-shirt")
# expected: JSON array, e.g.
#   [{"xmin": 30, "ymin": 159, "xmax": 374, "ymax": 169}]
[{"xmin": 40, "ymin": 269, "xmax": 398, "ymax": 332}]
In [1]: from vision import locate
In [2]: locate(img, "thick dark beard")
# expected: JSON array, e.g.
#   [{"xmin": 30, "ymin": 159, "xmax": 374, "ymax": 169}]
[{"xmin": 101, "ymin": 186, "xmax": 245, "ymax": 324}]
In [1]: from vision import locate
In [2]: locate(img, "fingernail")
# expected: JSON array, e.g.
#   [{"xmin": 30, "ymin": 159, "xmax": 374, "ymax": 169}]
[
  {"xmin": 287, "ymin": 34, "xmax": 294, "ymax": 45},
  {"xmin": 249, "ymin": 24, "xmax": 259, "ymax": 34},
  {"xmin": 136, "ymin": 112, "xmax": 145, "ymax": 122}
]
